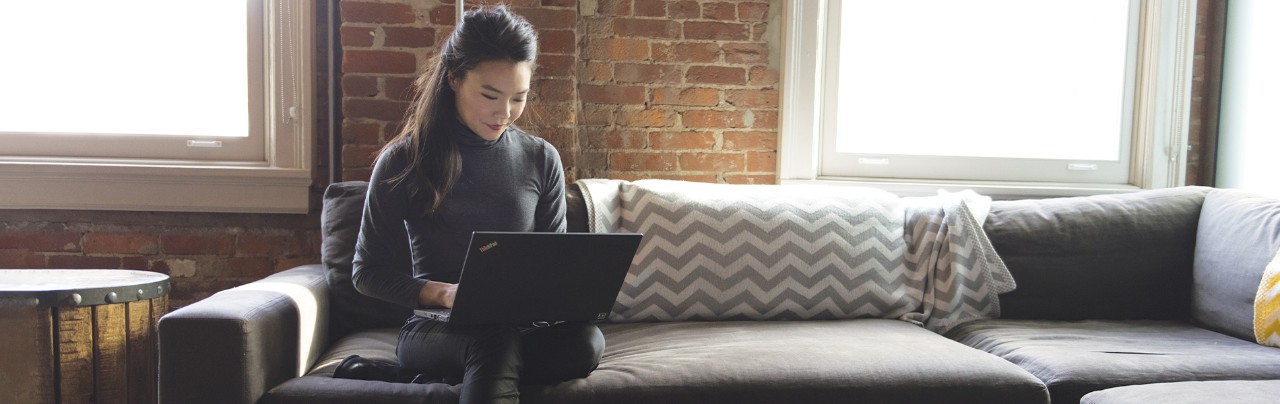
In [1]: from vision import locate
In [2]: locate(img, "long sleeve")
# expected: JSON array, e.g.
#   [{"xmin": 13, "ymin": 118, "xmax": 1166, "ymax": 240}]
[
  {"xmin": 535, "ymin": 145, "xmax": 567, "ymax": 233},
  {"xmin": 352, "ymin": 148, "xmax": 428, "ymax": 309}
]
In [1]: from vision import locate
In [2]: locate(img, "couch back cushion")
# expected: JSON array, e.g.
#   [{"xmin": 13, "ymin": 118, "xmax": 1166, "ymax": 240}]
[
  {"xmin": 986, "ymin": 187, "xmax": 1209, "ymax": 320},
  {"xmin": 321, "ymin": 181, "xmax": 411, "ymax": 338},
  {"xmin": 582, "ymin": 179, "xmax": 919, "ymax": 322},
  {"xmin": 1192, "ymin": 189, "xmax": 1280, "ymax": 341}
]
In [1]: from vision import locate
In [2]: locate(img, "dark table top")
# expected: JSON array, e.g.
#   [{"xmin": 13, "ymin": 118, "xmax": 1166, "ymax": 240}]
[{"xmin": 0, "ymin": 269, "xmax": 169, "ymax": 308}]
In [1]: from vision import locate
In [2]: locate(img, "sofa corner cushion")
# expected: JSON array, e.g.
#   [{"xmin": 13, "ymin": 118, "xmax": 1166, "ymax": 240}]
[
  {"xmin": 1080, "ymin": 380, "xmax": 1280, "ymax": 404},
  {"xmin": 947, "ymin": 319, "xmax": 1280, "ymax": 404},
  {"xmin": 321, "ymin": 181, "xmax": 412, "ymax": 337},
  {"xmin": 1192, "ymin": 188, "xmax": 1280, "ymax": 341},
  {"xmin": 985, "ymin": 186, "xmax": 1210, "ymax": 320}
]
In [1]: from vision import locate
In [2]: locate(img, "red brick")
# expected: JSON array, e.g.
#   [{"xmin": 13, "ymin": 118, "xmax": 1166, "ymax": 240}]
[
  {"xmin": 84, "ymin": 233, "xmax": 157, "ymax": 255},
  {"xmin": 585, "ymin": 130, "xmax": 647, "ymax": 149},
  {"xmin": 162, "ymin": 233, "xmax": 235, "ymax": 255},
  {"xmin": 652, "ymin": 42, "xmax": 720, "ymax": 63},
  {"xmin": 276, "ymin": 258, "xmax": 319, "ymax": 273},
  {"xmin": 580, "ymin": 106, "xmax": 614, "ymax": 126},
  {"xmin": 343, "ymin": 168, "xmax": 374, "ymax": 182},
  {"xmin": 614, "ymin": 18, "xmax": 680, "ymax": 39},
  {"xmin": 749, "ymin": 66, "xmax": 779, "ymax": 86},
  {"xmin": 614, "ymin": 63, "xmax": 681, "ymax": 84},
  {"xmin": 685, "ymin": 66, "xmax": 746, "ymax": 85},
  {"xmin": 740, "ymin": 2, "xmax": 770, "ymax": 22},
  {"xmin": 597, "ymin": 0, "xmax": 633, "ymax": 16},
  {"xmin": 47, "ymin": 255, "xmax": 122, "ymax": 270},
  {"xmin": 725, "ymin": 174, "xmax": 776, "ymax": 184},
  {"xmin": 429, "ymin": 6, "xmax": 456, "ymax": 25},
  {"xmin": 752, "ymin": 22, "xmax": 769, "ymax": 41},
  {"xmin": 683, "ymin": 110, "xmax": 745, "ymax": 128},
  {"xmin": 537, "ymin": 55, "xmax": 575, "ymax": 78},
  {"xmin": 535, "ymin": 79, "xmax": 575, "ymax": 102},
  {"xmin": 581, "ymin": 85, "xmax": 646, "ymax": 105},
  {"xmin": 384, "ymin": 27, "xmax": 435, "ymax": 48},
  {"xmin": 343, "ymin": 98, "xmax": 410, "ymax": 121},
  {"xmin": 539, "ymin": 30, "xmax": 575, "ymax": 54},
  {"xmin": 725, "ymin": 89, "xmax": 779, "ymax": 108},
  {"xmin": 238, "ymin": 233, "xmax": 305, "ymax": 258},
  {"xmin": 340, "ymin": 26, "xmax": 375, "ymax": 47},
  {"xmin": 0, "ymin": 249, "xmax": 45, "ymax": 268},
  {"xmin": 228, "ymin": 257, "xmax": 276, "ymax": 279},
  {"xmin": 584, "ymin": 38, "xmax": 649, "ymax": 61},
  {"xmin": 610, "ymin": 152, "xmax": 677, "ymax": 171},
  {"xmin": 751, "ymin": 110, "xmax": 778, "ymax": 129},
  {"xmin": 343, "ymin": 144, "xmax": 382, "ymax": 167},
  {"xmin": 581, "ymin": 62, "xmax": 612, "ymax": 82},
  {"xmin": 618, "ymin": 108, "xmax": 675, "ymax": 127},
  {"xmin": 121, "ymin": 256, "xmax": 148, "ymax": 270},
  {"xmin": 343, "ymin": 122, "xmax": 381, "ymax": 145},
  {"xmin": 343, "ymin": 50, "xmax": 417, "ymax": 74},
  {"xmin": 650, "ymin": 131, "xmax": 716, "ymax": 149},
  {"xmin": 341, "ymin": 75, "xmax": 378, "ymax": 98},
  {"xmin": 634, "ymin": 0, "xmax": 666, "ymax": 17},
  {"xmin": 341, "ymin": 2, "xmax": 416, "ymax": 24},
  {"xmin": 519, "ymin": 8, "xmax": 577, "ymax": 29},
  {"xmin": 385, "ymin": 76, "xmax": 417, "ymax": 101},
  {"xmin": 702, "ymin": 2, "xmax": 737, "ymax": 21},
  {"xmin": 652, "ymin": 87, "xmax": 719, "ymax": 107},
  {"xmin": 0, "ymin": 232, "xmax": 80, "ymax": 253},
  {"xmin": 684, "ymin": 21, "xmax": 749, "ymax": 41},
  {"xmin": 723, "ymin": 131, "xmax": 777, "ymax": 151},
  {"xmin": 542, "ymin": 0, "xmax": 577, "ymax": 7},
  {"xmin": 679, "ymin": 153, "xmax": 744, "ymax": 172},
  {"xmin": 747, "ymin": 151, "xmax": 778, "ymax": 172},
  {"xmin": 723, "ymin": 43, "xmax": 769, "ymax": 64},
  {"xmin": 669, "ymin": 1, "xmax": 701, "ymax": 19}
]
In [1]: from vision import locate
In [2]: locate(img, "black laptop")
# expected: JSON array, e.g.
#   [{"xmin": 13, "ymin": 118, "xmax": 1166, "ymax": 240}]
[{"xmin": 413, "ymin": 231, "xmax": 643, "ymax": 325}]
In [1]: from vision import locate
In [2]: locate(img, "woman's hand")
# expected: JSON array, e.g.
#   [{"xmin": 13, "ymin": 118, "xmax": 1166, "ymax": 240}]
[{"xmin": 419, "ymin": 281, "xmax": 458, "ymax": 308}]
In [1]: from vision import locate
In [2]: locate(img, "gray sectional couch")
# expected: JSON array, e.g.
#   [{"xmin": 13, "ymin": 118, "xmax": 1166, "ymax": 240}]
[{"xmin": 158, "ymin": 182, "xmax": 1280, "ymax": 404}]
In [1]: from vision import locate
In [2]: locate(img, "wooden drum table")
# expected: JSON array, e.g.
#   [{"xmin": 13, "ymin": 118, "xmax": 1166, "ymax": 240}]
[{"xmin": 0, "ymin": 270, "xmax": 169, "ymax": 404}]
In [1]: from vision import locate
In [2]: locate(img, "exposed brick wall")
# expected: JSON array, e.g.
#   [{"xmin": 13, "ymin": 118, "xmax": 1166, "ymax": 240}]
[
  {"xmin": 338, "ymin": 0, "xmax": 781, "ymax": 185},
  {"xmin": 0, "ymin": 211, "xmax": 322, "ymax": 306}
]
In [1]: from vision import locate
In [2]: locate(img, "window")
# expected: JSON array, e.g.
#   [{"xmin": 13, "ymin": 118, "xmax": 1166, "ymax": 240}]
[
  {"xmin": 0, "ymin": 0, "xmax": 312, "ymax": 213},
  {"xmin": 780, "ymin": 0, "xmax": 1197, "ymax": 197}
]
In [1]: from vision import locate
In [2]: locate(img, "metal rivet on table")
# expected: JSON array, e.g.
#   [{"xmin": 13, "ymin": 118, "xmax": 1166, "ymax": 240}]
[
  {"xmin": 137, "ymin": 289, "xmax": 146, "ymax": 299},
  {"xmin": 65, "ymin": 293, "xmax": 82, "ymax": 306},
  {"xmin": 105, "ymin": 292, "xmax": 119, "ymax": 303}
]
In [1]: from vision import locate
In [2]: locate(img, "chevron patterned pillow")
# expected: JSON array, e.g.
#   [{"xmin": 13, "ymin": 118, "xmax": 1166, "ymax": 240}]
[
  {"xmin": 603, "ymin": 180, "xmax": 921, "ymax": 322},
  {"xmin": 1255, "ymin": 247, "xmax": 1280, "ymax": 347}
]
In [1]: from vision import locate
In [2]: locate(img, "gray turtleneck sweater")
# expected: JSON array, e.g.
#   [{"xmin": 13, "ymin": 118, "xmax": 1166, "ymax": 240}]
[{"xmin": 351, "ymin": 121, "xmax": 566, "ymax": 309}]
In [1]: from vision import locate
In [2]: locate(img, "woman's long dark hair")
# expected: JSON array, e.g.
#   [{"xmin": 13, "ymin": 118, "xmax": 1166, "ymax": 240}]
[{"xmin": 380, "ymin": 5, "xmax": 538, "ymax": 221}]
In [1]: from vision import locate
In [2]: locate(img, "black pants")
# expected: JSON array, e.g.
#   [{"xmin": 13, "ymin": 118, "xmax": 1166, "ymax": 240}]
[{"xmin": 397, "ymin": 317, "xmax": 604, "ymax": 404}]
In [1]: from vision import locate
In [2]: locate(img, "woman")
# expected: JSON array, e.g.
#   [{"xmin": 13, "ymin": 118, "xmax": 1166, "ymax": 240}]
[{"xmin": 335, "ymin": 6, "xmax": 604, "ymax": 403}]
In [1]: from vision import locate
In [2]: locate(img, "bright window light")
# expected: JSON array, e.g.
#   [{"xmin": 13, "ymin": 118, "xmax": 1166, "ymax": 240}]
[
  {"xmin": 835, "ymin": 0, "xmax": 1131, "ymax": 161},
  {"xmin": 0, "ymin": 1, "xmax": 248, "ymax": 137}
]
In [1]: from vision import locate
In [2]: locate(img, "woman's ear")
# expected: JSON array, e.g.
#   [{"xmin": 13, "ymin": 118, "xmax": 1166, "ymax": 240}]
[{"xmin": 447, "ymin": 73, "xmax": 460, "ymax": 92}]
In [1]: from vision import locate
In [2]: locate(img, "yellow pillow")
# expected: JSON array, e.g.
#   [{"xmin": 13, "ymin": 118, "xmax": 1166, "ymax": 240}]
[{"xmin": 1255, "ymin": 247, "xmax": 1280, "ymax": 347}]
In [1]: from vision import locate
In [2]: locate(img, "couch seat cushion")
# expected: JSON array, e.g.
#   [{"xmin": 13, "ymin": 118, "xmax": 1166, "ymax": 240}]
[
  {"xmin": 264, "ymin": 329, "xmax": 461, "ymax": 404},
  {"xmin": 525, "ymin": 319, "xmax": 1047, "ymax": 404},
  {"xmin": 1080, "ymin": 380, "xmax": 1280, "ymax": 404},
  {"xmin": 948, "ymin": 319, "xmax": 1280, "ymax": 404}
]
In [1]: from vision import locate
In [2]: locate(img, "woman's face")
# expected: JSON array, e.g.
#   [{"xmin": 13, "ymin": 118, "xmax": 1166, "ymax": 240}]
[{"xmin": 450, "ymin": 60, "xmax": 532, "ymax": 141}]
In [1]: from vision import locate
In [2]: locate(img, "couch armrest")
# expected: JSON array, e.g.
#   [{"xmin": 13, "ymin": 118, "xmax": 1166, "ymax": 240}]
[{"xmin": 159, "ymin": 264, "xmax": 330, "ymax": 404}]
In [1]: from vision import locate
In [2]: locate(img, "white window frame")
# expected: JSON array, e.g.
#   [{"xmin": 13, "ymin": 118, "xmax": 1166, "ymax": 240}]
[
  {"xmin": 779, "ymin": 0, "xmax": 1198, "ymax": 198},
  {"xmin": 0, "ymin": 0, "xmax": 313, "ymax": 213}
]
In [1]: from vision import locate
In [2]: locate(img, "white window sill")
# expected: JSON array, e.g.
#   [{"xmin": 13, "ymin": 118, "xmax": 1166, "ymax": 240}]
[{"xmin": 0, "ymin": 161, "xmax": 312, "ymax": 214}]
